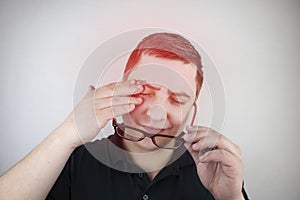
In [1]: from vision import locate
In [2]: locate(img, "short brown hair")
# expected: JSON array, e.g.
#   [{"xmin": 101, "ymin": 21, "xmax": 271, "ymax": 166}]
[{"xmin": 124, "ymin": 32, "xmax": 203, "ymax": 98}]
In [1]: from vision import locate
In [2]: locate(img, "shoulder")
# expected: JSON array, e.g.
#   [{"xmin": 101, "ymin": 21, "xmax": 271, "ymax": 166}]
[
  {"xmin": 72, "ymin": 134, "xmax": 122, "ymax": 158},
  {"xmin": 68, "ymin": 139, "xmax": 110, "ymax": 168},
  {"xmin": 69, "ymin": 137, "xmax": 125, "ymax": 172}
]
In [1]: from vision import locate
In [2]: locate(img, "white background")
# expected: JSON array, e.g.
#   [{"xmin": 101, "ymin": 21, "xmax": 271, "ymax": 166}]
[{"xmin": 1, "ymin": 1, "xmax": 299, "ymax": 199}]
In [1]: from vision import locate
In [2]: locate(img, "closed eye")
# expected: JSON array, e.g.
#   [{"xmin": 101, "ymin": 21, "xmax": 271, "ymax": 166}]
[
  {"xmin": 140, "ymin": 92, "xmax": 154, "ymax": 97},
  {"xmin": 170, "ymin": 96, "xmax": 186, "ymax": 104}
]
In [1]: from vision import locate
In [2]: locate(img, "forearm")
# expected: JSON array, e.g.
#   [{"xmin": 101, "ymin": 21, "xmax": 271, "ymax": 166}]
[{"xmin": 0, "ymin": 122, "xmax": 79, "ymax": 200}]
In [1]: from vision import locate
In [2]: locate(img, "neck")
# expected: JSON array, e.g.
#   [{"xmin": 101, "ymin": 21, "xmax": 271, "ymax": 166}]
[{"xmin": 122, "ymin": 140, "xmax": 174, "ymax": 177}]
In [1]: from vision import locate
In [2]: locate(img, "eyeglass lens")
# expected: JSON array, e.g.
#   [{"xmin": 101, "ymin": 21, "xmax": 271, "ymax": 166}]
[{"xmin": 114, "ymin": 120, "xmax": 183, "ymax": 149}]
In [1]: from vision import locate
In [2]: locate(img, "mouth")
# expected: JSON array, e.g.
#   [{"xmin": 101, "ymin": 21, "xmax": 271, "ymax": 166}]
[{"xmin": 141, "ymin": 126, "xmax": 166, "ymax": 134}]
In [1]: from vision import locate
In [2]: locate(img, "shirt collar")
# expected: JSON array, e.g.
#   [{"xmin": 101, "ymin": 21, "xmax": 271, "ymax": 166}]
[{"xmin": 105, "ymin": 134, "xmax": 195, "ymax": 174}]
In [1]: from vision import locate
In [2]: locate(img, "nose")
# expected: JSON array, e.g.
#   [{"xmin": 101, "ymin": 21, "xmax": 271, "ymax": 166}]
[{"xmin": 146, "ymin": 104, "xmax": 167, "ymax": 125}]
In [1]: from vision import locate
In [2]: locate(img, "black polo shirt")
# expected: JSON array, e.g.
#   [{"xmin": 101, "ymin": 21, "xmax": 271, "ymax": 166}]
[{"xmin": 47, "ymin": 135, "xmax": 249, "ymax": 200}]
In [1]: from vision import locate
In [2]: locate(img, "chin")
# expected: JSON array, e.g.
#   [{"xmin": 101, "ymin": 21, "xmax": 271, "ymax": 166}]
[{"xmin": 136, "ymin": 139, "xmax": 159, "ymax": 152}]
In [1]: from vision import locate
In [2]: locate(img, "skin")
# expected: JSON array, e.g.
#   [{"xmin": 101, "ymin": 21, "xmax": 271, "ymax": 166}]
[
  {"xmin": 122, "ymin": 54, "xmax": 196, "ymax": 152},
  {"xmin": 183, "ymin": 126, "xmax": 244, "ymax": 200},
  {"xmin": 120, "ymin": 55, "xmax": 197, "ymax": 177},
  {"xmin": 0, "ymin": 80, "xmax": 145, "ymax": 199},
  {"xmin": 0, "ymin": 54, "xmax": 244, "ymax": 200},
  {"xmin": 121, "ymin": 55, "xmax": 245, "ymax": 200}
]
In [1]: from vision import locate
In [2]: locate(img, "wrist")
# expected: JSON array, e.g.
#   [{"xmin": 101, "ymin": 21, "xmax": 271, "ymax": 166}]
[{"xmin": 53, "ymin": 120, "xmax": 83, "ymax": 151}]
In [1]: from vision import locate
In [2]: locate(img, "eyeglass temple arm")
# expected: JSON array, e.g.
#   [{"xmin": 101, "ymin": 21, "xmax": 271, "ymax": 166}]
[
  {"xmin": 190, "ymin": 103, "xmax": 197, "ymax": 126},
  {"xmin": 112, "ymin": 118, "xmax": 152, "ymax": 136}
]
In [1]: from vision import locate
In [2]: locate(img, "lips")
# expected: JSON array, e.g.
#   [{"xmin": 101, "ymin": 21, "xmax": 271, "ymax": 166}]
[{"xmin": 141, "ymin": 126, "xmax": 166, "ymax": 134}]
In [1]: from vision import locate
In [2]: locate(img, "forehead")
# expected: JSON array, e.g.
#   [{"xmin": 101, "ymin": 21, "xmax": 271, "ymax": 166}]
[{"xmin": 126, "ymin": 55, "xmax": 197, "ymax": 98}]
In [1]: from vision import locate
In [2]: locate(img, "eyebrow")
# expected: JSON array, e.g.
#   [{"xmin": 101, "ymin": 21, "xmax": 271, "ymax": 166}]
[
  {"xmin": 170, "ymin": 91, "xmax": 191, "ymax": 99},
  {"xmin": 144, "ymin": 83, "xmax": 191, "ymax": 99}
]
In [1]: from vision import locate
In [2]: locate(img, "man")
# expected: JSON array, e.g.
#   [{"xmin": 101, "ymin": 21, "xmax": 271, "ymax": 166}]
[{"xmin": 0, "ymin": 33, "xmax": 249, "ymax": 200}]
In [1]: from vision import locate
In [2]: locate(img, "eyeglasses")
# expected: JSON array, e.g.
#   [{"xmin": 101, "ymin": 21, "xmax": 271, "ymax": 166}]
[{"xmin": 112, "ymin": 118, "xmax": 185, "ymax": 150}]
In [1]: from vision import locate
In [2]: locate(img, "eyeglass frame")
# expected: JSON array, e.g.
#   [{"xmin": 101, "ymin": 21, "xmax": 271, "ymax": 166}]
[{"xmin": 112, "ymin": 118, "xmax": 186, "ymax": 150}]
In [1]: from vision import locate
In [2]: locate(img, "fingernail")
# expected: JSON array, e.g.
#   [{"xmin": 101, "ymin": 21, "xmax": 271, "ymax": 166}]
[
  {"xmin": 136, "ymin": 85, "xmax": 144, "ymax": 92},
  {"xmin": 192, "ymin": 143, "xmax": 198, "ymax": 149},
  {"xmin": 129, "ymin": 104, "xmax": 135, "ymax": 110},
  {"xmin": 136, "ymin": 97, "xmax": 143, "ymax": 103}
]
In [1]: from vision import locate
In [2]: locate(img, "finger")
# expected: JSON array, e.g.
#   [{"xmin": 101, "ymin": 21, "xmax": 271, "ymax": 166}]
[
  {"xmin": 184, "ymin": 126, "xmax": 242, "ymax": 159},
  {"xmin": 199, "ymin": 149, "xmax": 242, "ymax": 171},
  {"xmin": 184, "ymin": 144, "xmax": 215, "ymax": 169},
  {"xmin": 95, "ymin": 96, "xmax": 143, "ymax": 110},
  {"xmin": 193, "ymin": 134, "xmax": 242, "ymax": 159},
  {"xmin": 95, "ymin": 80, "xmax": 145, "ymax": 99},
  {"xmin": 183, "ymin": 126, "xmax": 220, "ymax": 149},
  {"xmin": 189, "ymin": 133, "xmax": 220, "ymax": 151},
  {"xmin": 183, "ymin": 127, "xmax": 219, "ymax": 157},
  {"xmin": 198, "ymin": 149, "xmax": 244, "ymax": 189},
  {"xmin": 186, "ymin": 125, "xmax": 209, "ymax": 132},
  {"xmin": 182, "ymin": 129, "xmax": 209, "ymax": 143},
  {"xmin": 183, "ymin": 125, "xmax": 221, "ymax": 143},
  {"xmin": 184, "ymin": 143, "xmax": 201, "ymax": 163},
  {"xmin": 96, "ymin": 103, "xmax": 136, "ymax": 122}
]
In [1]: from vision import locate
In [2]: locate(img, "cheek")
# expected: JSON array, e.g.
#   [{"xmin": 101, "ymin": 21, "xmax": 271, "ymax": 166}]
[
  {"xmin": 122, "ymin": 103, "xmax": 145, "ymax": 125},
  {"xmin": 165, "ymin": 105, "xmax": 190, "ymax": 127},
  {"xmin": 169, "ymin": 105, "xmax": 191, "ymax": 125},
  {"xmin": 127, "ymin": 101, "xmax": 149, "ymax": 121}
]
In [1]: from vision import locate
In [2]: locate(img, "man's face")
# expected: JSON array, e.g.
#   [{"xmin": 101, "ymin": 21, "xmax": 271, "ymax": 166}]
[{"xmin": 122, "ymin": 54, "xmax": 198, "ymax": 152}]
